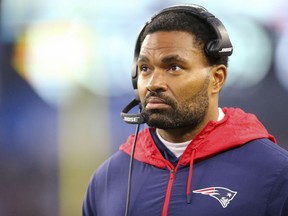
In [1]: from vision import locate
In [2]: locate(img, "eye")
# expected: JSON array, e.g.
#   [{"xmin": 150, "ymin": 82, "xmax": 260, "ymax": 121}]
[
  {"xmin": 168, "ymin": 64, "xmax": 182, "ymax": 72},
  {"xmin": 138, "ymin": 64, "xmax": 152, "ymax": 73}
]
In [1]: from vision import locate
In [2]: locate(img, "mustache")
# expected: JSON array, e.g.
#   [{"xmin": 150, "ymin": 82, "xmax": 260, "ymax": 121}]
[{"xmin": 144, "ymin": 91, "xmax": 175, "ymax": 107}]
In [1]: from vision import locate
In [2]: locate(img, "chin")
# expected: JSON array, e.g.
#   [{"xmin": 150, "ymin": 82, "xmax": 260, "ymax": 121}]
[{"xmin": 146, "ymin": 118, "xmax": 172, "ymax": 129}]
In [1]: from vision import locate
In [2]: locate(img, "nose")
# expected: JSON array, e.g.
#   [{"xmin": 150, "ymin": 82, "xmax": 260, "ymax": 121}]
[{"xmin": 146, "ymin": 70, "xmax": 168, "ymax": 93}]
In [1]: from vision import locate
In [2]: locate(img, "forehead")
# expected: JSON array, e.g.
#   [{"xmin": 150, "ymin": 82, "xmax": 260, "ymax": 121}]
[{"xmin": 139, "ymin": 31, "xmax": 201, "ymax": 58}]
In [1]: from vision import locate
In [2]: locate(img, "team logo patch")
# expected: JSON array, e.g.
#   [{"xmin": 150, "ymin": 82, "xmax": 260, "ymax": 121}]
[{"xmin": 193, "ymin": 187, "xmax": 237, "ymax": 208}]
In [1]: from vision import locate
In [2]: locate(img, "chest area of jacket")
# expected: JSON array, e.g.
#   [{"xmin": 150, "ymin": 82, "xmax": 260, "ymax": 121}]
[{"xmin": 103, "ymin": 156, "xmax": 272, "ymax": 216}]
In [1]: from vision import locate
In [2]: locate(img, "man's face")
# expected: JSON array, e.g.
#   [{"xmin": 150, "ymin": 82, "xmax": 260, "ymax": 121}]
[{"xmin": 137, "ymin": 31, "xmax": 212, "ymax": 129}]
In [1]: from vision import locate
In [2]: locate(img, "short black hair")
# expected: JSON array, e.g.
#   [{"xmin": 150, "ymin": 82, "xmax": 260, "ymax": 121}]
[{"xmin": 139, "ymin": 11, "xmax": 229, "ymax": 66}]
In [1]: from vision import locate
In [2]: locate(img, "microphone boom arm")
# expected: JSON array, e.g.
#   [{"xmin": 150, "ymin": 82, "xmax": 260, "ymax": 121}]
[{"xmin": 121, "ymin": 99, "xmax": 148, "ymax": 124}]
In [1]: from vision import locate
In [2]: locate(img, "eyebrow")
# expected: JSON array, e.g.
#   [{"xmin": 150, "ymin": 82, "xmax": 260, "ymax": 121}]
[
  {"xmin": 137, "ymin": 55, "xmax": 149, "ymax": 63},
  {"xmin": 137, "ymin": 54, "xmax": 188, "ymax": 64},
  {"xmin": 161, "ymin": 55, "xmax": 187, "ymax": 64}
]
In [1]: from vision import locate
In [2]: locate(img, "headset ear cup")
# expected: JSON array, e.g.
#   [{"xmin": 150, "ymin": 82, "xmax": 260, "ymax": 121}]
[
  {"xmin": 132, "ymin": 67, "xmax": 140, "ymax": 101},
  {"xmin": 132, "ymin": 63, "xmax": 138, "ymax": 88},
  {"xmin": 132, "ymin": 71, "xmax": 138, "ymax": 89},
  {"xmin": 205, "ymin": 39, "xmax": 220, "ymax": 57},
  {"xmin": 131, "ymin": 24, "xmax": 146, "ymax": 102},
  {"xmin": 134, "ymin": 89, "xmax": 140, "ymax": 101}
]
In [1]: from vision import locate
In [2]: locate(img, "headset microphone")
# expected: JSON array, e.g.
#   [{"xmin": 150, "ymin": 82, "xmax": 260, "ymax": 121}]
[
  {"xmin": 121, "ymin": 98, "xmax": 148, "ymax": 216},
  {"xmin": 121, "ymin": 99, "xmax": 148, "ymax": 124}
]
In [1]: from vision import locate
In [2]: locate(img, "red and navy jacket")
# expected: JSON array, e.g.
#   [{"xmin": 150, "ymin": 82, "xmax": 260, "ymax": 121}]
[{"xmin": 83, "ymin": 108, "xmax": 288, "ymax": 216}]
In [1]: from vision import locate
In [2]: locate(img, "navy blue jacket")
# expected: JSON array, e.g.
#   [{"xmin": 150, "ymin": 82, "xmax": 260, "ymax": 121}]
[{"xmin": 83, "ymin": 108, "xmax": 288, "ymax": 216}]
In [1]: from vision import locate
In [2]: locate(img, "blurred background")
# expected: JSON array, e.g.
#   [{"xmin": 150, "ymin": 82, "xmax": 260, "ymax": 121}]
[{"xmin": 0, "ymin": 0, "xmax": 288, "ymax": 215}]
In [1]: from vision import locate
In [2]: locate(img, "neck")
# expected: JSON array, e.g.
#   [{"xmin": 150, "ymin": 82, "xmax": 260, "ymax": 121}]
[{"xmin": 157, "ymin": 125, "xmax": 202, "ymax": 143}]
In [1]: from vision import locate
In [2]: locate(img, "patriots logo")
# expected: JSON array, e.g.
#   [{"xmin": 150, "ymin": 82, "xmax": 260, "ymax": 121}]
[{"xmin": 193, "ymin": 187, "xmax": 237, "ymax": 208}]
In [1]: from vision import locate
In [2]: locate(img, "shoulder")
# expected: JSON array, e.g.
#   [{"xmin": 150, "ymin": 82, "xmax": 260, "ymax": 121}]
[
  {"xmin": 252, "ymin": 140, "xmax": 288, "ymax": 215},
  {"xmin": 82, "ymin": 151, "xmax": 130, "ymax": 215},
  {"xmin": 85, "ymin": 151, "xmax": 130, "ymax": 194},
  {"xmin": 247, "ymin": 138, "xmax": 288, "ymax": 163},
  {"xmin": 93, "ymin": 150, "xmax": 131, "ymax": 181},
  {"xmin": 235, "ymin": 138, "xmax": 288, "ymax": 175},
  {"xmin": 214, "ymin": 138, "xmax": 288, "ymax": 181},
  {"xmin": 244, "ymin": 139, "xmax": 288, "ymax": 207}
]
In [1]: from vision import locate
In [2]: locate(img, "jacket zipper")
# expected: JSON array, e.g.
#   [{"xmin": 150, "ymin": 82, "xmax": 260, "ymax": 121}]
[{"xmin": 162, "ymin": 166, "xmax": 177, "ymax": 216}]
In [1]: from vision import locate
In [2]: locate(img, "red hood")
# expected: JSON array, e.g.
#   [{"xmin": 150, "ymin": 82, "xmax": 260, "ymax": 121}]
[{"xmin": 120, "ymin": 107, "xmax": 276, "ymax": 169}]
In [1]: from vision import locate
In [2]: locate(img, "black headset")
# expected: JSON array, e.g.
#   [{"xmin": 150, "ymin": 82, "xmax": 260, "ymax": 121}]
[
  {"xmin": 131, "ymin": 4, "xmax": 233, "ymax": 101},
  {"xmin": 121, "ymin": 4, "xmax": 233, "ymax": 125}
]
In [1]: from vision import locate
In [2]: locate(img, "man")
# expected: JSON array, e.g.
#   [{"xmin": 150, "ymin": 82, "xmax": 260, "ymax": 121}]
[{"xmin": 83, "ymin": 4, "xmax": 288, "ymax": 216}]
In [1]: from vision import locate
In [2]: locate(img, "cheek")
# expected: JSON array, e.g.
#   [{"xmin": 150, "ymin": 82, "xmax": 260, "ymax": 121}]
[
  {"xmin": 175, "ymin": 79, "xmax": 198, "ymax": 95},
  {"xmin": 176, "ymin": 77, "xmax": 209, "ymax": 99},
  {"xmin": 175, "ymin": 87, "xmax": 192, "ymax": 104}
]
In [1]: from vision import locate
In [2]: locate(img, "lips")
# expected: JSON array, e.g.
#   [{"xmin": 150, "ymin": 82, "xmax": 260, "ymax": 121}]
[{"xmin": 145, "ymin": 97, "xmax": 169, "ymax": 109}]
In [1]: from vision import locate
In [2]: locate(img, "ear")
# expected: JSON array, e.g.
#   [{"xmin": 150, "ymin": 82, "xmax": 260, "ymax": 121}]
[{"xmin": 210, "ymin": 65, "xmax": 227, "ymax": 94}]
